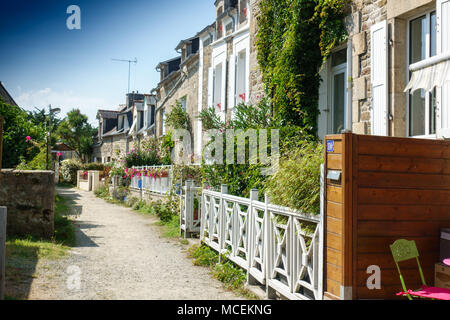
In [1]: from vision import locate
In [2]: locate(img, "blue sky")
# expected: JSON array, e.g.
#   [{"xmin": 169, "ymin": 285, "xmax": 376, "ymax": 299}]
[{"xmin": 0, "ymin": 0, "xmax": 215, "ymax": 124}]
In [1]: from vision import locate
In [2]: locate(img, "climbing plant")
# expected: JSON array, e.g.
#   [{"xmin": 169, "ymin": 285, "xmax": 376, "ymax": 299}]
[{"xmin": 256, "ymin": 0, "xmax": 349, "ymax": 135}]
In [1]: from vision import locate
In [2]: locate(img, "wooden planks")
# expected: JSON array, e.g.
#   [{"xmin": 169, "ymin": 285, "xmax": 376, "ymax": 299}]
[
  {"xmin": 324, "ymin": 133, "xmax": 450, "ymax": 300},
  {"xmin": 353, "ymin": 134, "xmax": 450, "ymax": 299}
]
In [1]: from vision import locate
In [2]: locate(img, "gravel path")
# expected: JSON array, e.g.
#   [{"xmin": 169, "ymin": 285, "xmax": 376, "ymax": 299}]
[{"xmin": 28, "ymin": 188, "xmax": 242, "ymax": 300}]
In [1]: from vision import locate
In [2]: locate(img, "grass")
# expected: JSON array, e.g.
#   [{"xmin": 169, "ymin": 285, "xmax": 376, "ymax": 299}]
[
  {"xmin": 187, "ymin": 244, "xmax": 259, "ymax": 300},
  {"xmin": 54, "ymin": 193, "xmax": 77, "ymax": 246},
  {"xmin": 5, "ymin": 237, "xmax": 70, "ymax": 300},
  {"xmin": 4, "ymin": 191, "xmax": 77, "ymax": 299}
]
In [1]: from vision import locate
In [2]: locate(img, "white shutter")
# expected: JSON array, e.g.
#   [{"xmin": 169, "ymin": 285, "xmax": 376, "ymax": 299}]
[
  {"xmin": 370, "ymin": 20, "xmax": 388, "ymax": 136},
  {"xmin": 228, "ymin": 54, "xmax": 236, "ymax": 111},
  {"xmin": 207, "ymin": 67, "xmax": 213, "ymax": 108},
  {"xmin": 317, "ymin": 61, "xmax": 329, "ymax": 141},
  {"xmin": 437, "ymin": 0, "xmax": 450, "ymax": 138},
  {"xmin": 221, "ymin": 60, "xmax": 227, "ymax": 121}
]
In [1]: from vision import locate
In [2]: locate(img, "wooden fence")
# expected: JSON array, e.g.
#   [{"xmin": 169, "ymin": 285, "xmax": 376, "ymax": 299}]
[
  {"xmin": 324, "ymin": 133, "xmax": 450, "ymax": 300},
  {"xmin": 182, "ymin": 165, "xmax": 325, "ymax": 300}
]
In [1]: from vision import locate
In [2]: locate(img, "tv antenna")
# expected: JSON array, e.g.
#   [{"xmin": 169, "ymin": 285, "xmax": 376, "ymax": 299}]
[{"xmin": 111, "ymin": 57, "xmax": 137, "ymax": 93}]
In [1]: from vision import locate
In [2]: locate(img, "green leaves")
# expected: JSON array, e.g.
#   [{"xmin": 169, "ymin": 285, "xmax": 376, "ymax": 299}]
[
  {"xmin": 56, "ymin": 109, "xmax": 95, "ymax": 162},
  {"xmin": 256, "ymin": 0, "xmax": 349, "ymax": 134},
  {"xmin": 0, "ymin": 100, "xmax": 45, "ymax": 168},
  {"xmin": 165, "ymin": 100, "xmax": 191, "ymax": 132}
]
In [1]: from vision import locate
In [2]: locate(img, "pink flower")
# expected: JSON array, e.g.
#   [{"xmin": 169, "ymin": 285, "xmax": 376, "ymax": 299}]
[
  {"xmin": 57, "ymin": 152, "xmax": 62, "ymax": 157},
  {"xmin": 26, "ymin": 136, "xmax": 31, "ymax": 142}
]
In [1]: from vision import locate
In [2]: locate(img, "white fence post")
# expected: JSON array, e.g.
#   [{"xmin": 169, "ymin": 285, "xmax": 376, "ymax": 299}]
[
  {"xmin": 185, "ymin": 180, "xmax": 193, "ymax": 239},
  {"xmin": 0, "ymin": 207, "xmax": 6, "ymax": 300},
  {"xmin": 247, "ymin": 189, "xmax": 259, "ymax": 285},
  {"xmin": 219, "ymin": 184, "xmax": 228, "ymax": 260},
  {"xmin": 318, "ymin": 164, "xmax": 325, "ymax": 300}
]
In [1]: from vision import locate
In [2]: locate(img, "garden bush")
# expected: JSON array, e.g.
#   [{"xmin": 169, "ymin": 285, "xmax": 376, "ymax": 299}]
[
  {"xmin": 60, "ymin": 159, "xmax": 83, "ymax": 185},
  {"xmin": 264, "ymin": 139, "xmax": 324, "ymax": 214}
]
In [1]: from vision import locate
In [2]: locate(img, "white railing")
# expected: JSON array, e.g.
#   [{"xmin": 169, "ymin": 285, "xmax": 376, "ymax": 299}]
[
  {"xmin": 130, "ymin": 165, "xmax": 173, "ymax": 195},
  {"xmin": 192, "ymin": 165, "xmax": 325, "ymax": 300},
  {"xmin": 179, "ymin": 180, "xmax": 202, "ymax": 237}
]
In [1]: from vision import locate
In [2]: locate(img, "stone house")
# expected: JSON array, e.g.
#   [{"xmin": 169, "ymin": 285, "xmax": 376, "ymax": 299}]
[
  {"xmin": 317, "ymin": 0, "xmax": 450, "ymax": 140},
  {"xmin": 92, "ymin": 92, "xmax": 155, "ymax": 163},
  {"xmin": 153, "ymin": 36, "xmax": 203, "ymax": 160}
]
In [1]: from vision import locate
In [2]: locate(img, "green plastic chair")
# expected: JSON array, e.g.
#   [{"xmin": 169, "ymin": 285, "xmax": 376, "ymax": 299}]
[{"xmin": 390, "ymin": 239, "xmax": 427, "ymax": 300}]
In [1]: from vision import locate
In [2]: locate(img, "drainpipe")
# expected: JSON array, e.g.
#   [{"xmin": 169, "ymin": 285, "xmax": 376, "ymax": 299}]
[
  {"xmin": 346, "ymin": 39, "xmax": 353, "ymax": 132},
  {"xmin": 226, "ymin": 10, "xmax": 236, "ymax": 32}
]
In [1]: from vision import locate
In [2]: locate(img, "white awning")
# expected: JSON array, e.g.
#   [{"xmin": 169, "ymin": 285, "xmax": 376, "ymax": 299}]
[{"xmin": 405, "ymin": 51, "xmax": 450, "ymax": 93}]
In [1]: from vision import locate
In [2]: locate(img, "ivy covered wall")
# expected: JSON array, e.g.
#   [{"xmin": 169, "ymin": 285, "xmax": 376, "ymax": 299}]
[{"xmin": 256, "ymin": 0, "xmax": 349, "ymax": 135}]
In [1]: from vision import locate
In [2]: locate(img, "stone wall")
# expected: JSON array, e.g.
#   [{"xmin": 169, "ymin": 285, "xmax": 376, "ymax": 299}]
[
  {"xmin": 249, "ymin": 0, "xmax": 265, "ymax": 105},
  {"xmin": 350, "ymin": 0, "xmax": 388, "ymax": 135},
  {"xmin": 0, "ymin": 170, "xmax": 54, "ymax": 239}
]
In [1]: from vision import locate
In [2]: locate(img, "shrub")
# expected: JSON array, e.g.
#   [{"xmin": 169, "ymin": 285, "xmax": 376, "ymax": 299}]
[
  {"xmin": 264, "ymin": 139, "xmax": 324, "ymax": 214},
  {"xmin": 94, "ymin": 186, "xmax": 109, "ymax": 199},
  {"xmin": 83, "ymin": 163, "xmax": 105, "ymax": 171},
  {"xmin": 125, "ymin": 196, "xmax": 139, "ymax": 208},
  {"xmin": 60, "ymin": 159, "xmax": 83, "ymax": 185}
]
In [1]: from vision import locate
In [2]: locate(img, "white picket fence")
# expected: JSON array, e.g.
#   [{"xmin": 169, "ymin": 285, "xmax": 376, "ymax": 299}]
[
  {"xmin": 130, "ymin": 165, "xmax": 173, "ymax": 195},
  {"xmin": 179, "ymin": 180, "xmax": 202, "ymax": 238},
  {"xmin": 182, "ymin": 165, "xmax": 325, "ymax": 300}
]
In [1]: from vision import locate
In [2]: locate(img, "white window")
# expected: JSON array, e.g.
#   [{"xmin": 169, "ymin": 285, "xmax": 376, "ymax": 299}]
[
  {"xmin": 235, "ymin": 49, "xmax": 247, "ymax": 105},
  {"xmin": 408, "ymin": 11, "xmax": 437, "ymax": 137},
  {"xmin": 331, "ymin": 50, "xmax": 347, "ymax": 134}
]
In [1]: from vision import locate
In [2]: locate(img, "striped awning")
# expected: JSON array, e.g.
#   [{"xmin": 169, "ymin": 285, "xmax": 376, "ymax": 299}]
[{"xmin": 405, "ymin": 51, "xmax": 450, "ymax": 93}]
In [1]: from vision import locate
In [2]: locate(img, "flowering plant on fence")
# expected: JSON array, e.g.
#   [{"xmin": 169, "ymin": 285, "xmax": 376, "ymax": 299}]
[
  {"xmin": 80, "ymin": 170, "xmax": 88, "ymax": 180},
  {"xmin": 123, "ymin": 167, "xmax": 170, "ymax": 180}
]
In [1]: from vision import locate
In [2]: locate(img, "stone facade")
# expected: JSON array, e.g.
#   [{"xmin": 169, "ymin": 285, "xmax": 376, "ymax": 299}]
[
  {"xmin": 92, "ymin": 133, "xmax": 130, "ymax": 163},
  {"xmin": 249, "ymin": 0, "xmax": 264, "ymax": 104},
  {"xmin": 348, "ymin": 0, "xmax": 437, "ymax": 137},
  {"xmin": 0, "ymin": 170, "xmax": 54, "ymax": 239},
  {"xmin": 155, "ymin": 54, "xmax": 200, "ymax": 157}
]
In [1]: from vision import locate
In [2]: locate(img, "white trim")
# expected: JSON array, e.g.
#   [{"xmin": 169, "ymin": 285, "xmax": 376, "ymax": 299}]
[{"xmin": 330, "ymin": 63, "xmax": 347, "ymax": 134}]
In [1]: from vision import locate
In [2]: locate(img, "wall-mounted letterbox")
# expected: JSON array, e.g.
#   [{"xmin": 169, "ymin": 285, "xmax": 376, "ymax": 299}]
[{"xmin": 327, "ymin": 170, "xmax": 341, "ymax": 184}]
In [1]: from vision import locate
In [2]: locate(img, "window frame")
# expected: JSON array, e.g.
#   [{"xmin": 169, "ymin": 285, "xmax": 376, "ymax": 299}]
[{"xmin": 406, "ymin": 10, "xmax": 437, "ymax": 138}]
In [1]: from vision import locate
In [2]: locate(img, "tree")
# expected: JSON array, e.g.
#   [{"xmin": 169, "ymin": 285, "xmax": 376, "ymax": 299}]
[
  {"xmin": 0, "ymin": 99, "xmax": 45, "ymax": 168},
  {"xmin": 56, "ymin": 109, "xmax": 96, "ymax": 163}
]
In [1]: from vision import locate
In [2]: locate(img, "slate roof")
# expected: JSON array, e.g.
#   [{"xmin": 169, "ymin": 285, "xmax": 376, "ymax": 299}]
[{"xmin": 0, "ymin": 81, "xmax": 18, "ymax": 106}]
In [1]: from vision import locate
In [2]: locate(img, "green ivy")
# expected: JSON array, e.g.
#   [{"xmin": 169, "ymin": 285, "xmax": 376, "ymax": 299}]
[{"xmin": 256, "ymin": 0, "xmax": 349, "ymax": 134}]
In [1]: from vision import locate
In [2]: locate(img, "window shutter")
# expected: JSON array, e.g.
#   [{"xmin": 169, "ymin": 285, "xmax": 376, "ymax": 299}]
[
  {"xmin": 370, "ymin": 20, "xmax": 388, "ymax": 136},
  {"xmin": 437, "ymin": 0, "xmax": 450, "ymax": 137},
  {"xmin": 221, "ymin": 60, "xmax": 227, "ymax": 120},
  {"xmin": 208, "ymin": 67, "xmax": 213, "ymax": 108},
  {"xmin": 228, "ymin": 54, "xmax": 236, "ymax": 111}
]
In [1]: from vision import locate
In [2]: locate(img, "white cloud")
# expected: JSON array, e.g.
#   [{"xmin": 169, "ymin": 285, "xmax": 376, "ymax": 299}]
[{"xmin": 15, "ymin": 88, "xmax": 116, "ymax": 126}]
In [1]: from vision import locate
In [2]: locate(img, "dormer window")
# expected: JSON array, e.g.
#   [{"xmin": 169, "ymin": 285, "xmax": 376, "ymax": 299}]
[
  {"xmin": 239, "ymin": 0, "xmax": 248, "ymax": 25},
  {"xmin": 225, "ymin": 21, "xmax": 233, "ymax": 35},
  {"xmin": 217, "ymin": 21, "xmax": 223, "ymax": 39}
]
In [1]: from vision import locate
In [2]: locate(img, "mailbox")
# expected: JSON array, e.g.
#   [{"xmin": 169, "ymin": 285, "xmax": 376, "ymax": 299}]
[{"xmin": 327, "ymin": 170, "xmax": 341, "ymax": 184}]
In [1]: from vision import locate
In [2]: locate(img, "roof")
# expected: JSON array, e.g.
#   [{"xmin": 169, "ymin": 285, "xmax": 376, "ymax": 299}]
[
  {"xmin": 97, "ymin": 110, "xmax": 118, "ymax": 119},
  {"xmin": 0, "ymin": 82, "xmax": 18, "ymax": 106},
  {"xmin": 156, "ymin": 56, "xmax": 181, "ymax": 72},
  {"xmin": 52, "ymin": 142, "xmax": 75, "ymax": 151}
]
